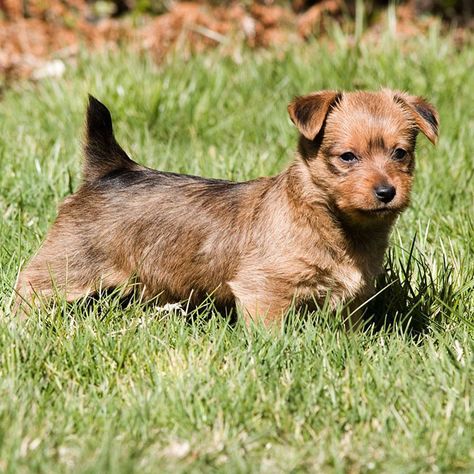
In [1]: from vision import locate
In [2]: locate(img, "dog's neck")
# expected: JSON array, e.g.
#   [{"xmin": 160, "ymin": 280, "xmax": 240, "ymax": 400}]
[{"xmin": 283, "ymin": 157, "xmax": 395, "ymax": 253}]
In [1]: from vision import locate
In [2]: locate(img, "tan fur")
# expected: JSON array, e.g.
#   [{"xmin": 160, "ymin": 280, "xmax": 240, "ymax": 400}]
[{"xmin": 15, "ymin": 90, "xmax": 439, "ymax": 326}]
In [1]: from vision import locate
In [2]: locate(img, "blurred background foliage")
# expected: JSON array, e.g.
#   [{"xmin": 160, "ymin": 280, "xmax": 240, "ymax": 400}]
[
  {"xmin": 105, "ymin": 0, "xmax": 472, "ymax": 20},
  {"xmin": 3, "ymin": 0, "xmax": 472, "ymax": 20},
  {"xmin": 1, "ymin": 0, "xmax": 471, "ymax": 84}
]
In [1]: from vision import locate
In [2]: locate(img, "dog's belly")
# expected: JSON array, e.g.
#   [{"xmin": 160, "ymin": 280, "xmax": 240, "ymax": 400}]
[{"xmin": 136, "ymin": 271, "xmax": 236, "ymax": 307}]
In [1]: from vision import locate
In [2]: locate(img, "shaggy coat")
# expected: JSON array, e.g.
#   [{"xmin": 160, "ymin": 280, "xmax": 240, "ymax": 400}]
[{"xmin": 15, "ymin": 90, "xmax": 438, "ymax": 325}]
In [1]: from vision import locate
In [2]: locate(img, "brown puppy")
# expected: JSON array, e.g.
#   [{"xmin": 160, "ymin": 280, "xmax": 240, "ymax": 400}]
[{"xmin": 15, "ymin": 90, "xmax": 438, "ymax": 326}]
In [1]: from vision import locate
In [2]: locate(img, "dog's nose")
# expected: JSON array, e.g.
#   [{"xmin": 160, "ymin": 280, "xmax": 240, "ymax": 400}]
[{"xmin": 374, "ymin": 184, "xmax": 396, "ymax": 203}]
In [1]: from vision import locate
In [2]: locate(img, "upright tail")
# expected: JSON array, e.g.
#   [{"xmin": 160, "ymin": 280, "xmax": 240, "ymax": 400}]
[{"xmin": 83, "ymin": 95, "xmax": 138, "ymax": 182}]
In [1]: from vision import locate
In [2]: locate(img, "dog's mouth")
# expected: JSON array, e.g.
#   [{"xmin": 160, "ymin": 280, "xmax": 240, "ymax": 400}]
[{"xmin": 357, "ymin": 207, "xmax": 400, "ymax": 216}]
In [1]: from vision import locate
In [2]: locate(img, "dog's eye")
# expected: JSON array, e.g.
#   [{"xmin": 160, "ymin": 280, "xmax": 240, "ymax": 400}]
[
  {"xmin": 393, "ymin": 148, "xmax": 407, "ymax": 161},
  {"xmin": 339, "ymin": 152, "xmax": 358, "ymax": 163}
]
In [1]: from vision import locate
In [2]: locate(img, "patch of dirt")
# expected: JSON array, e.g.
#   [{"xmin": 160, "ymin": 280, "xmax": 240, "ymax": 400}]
[{"xmin": 0, "ymin": 0, "xmax": 133, "ymax": 80}]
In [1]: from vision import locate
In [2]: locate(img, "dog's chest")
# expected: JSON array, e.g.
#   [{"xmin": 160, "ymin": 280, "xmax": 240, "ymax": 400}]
[{"xmin": 292, "ymin": 243, "xmax": 381, "ymax": 307}]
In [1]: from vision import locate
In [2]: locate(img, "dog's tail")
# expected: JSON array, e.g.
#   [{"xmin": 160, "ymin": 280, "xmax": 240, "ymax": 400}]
[{"xmin": 83, "ymin": 95, "xmax": 139, "ymax": 183}]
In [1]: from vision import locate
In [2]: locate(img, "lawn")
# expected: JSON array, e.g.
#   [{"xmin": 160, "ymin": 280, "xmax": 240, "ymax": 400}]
[{"xmin": 0, "ymin": 28, "xmax": 473, "ymax": 473}]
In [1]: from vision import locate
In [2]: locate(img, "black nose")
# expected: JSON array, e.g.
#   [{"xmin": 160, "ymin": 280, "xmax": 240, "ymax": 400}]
[{"xmin": 374, "ymin": 184, "xmax": 396, "ymax": 203}]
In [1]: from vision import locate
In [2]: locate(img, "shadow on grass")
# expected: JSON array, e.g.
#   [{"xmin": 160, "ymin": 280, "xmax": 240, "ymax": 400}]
[
  {"xmin": 363, "ymin": 239, "xmax": 458, "ymax": 337},
  {"xmin": 63, "ymin": 288, "xmax": 239, "ymax": 326}
]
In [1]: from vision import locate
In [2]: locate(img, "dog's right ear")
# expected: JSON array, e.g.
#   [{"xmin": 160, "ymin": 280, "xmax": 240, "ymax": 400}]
[{"xmin": 288, "ymin": 91, "xmax": 341, "ymax": 141}]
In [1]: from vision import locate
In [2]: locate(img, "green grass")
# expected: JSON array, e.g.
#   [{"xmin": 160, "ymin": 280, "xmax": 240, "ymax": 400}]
[{"xmin": 1, "ymin": 27, "xmax": 473, "ymax": 472}]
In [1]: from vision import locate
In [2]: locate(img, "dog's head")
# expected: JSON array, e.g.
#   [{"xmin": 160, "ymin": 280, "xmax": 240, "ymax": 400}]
[{"xmin": 288, "ymin": 89, "xmax": 438, "ymax": 225}]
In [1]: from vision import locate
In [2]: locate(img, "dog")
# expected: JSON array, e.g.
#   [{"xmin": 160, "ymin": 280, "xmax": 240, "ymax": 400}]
[{"xmin": 15, "ymin": 90, "xmax": 438, "ymax": 327}]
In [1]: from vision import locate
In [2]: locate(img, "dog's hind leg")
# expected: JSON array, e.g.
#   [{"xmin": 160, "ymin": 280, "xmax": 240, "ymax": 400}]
[{"xmin": 14, "ymin": 223, "xmax": 130, "ymax": 315}]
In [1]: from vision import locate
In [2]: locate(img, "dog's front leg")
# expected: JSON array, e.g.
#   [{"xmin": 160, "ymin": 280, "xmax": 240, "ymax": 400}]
[
  {"xmin": 345, "ymin": 289, "xmax": 373, "ymax": 330},
  {"xmin": 228, "ymin": 276, "xmax": 291, "ymax": 327}
]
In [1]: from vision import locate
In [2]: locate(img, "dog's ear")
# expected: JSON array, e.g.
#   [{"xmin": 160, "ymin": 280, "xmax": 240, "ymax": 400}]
[
  {"xmin": 394, "ymin": 92, "xmax": 439, "ymax": 145},
  {"xmin": 288, "ymin": 91, "xmax": 341, "ymax": 141}
]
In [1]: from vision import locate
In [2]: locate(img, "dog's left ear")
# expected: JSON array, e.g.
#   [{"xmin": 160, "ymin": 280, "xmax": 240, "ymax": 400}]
[
  {"xmin": 394, "ymin": 93, "xmax": 439, "ymax": 145},
  {"xmin": 288, "ymin": 91, "xmax": 341, "ymax": 141}
]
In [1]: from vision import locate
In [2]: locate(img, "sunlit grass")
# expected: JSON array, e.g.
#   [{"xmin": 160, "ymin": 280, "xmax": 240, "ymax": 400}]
[{"xmin": 0, "ymin": 28, "xmax": 473, "ymax": 472}]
